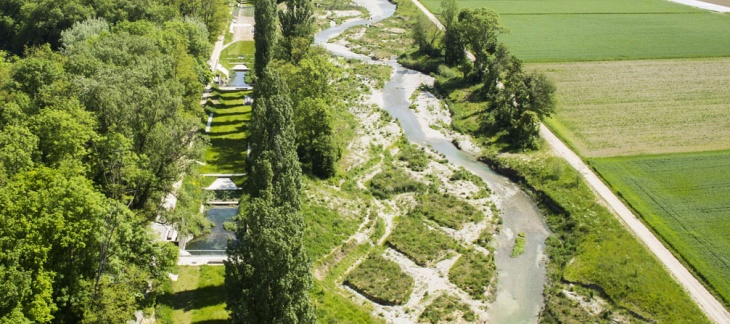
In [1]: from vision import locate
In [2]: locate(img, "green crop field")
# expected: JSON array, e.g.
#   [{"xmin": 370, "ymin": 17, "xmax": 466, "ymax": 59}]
[
  {"xmin": 422, "ymin": 0, "xmax": 698, "ymax": 14},
  {"xmin": 530, "ymin": 58, "xmax": 730, "ymax": 157},
  {"xmin": 420, "ymin": 0, "xmax": 730, "ymax": 62},
  {"xmin": 591, "ymin": 151, "xmax": 730, "ymax": 305},
  {"xmin": 201, "ymin": 89, "xmax": 252, "ymax": 174}
]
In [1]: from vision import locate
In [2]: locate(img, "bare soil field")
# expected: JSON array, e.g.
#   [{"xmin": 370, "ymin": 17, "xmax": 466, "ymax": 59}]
[{"xmin": 530, "ymin": 58, "xmax": 730, "ymax": 157}]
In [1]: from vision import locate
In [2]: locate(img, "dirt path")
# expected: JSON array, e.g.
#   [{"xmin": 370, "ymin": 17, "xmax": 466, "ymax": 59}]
[{"xmin": 540, "ymin": 125, "xmax": 730, "ymax": 324}]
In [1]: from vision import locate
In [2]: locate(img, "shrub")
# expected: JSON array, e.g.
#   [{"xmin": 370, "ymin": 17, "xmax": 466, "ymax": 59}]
[
  {"xmin": 367, "ymin": 167, "xmax": 426, "ymax": 199},
  {"xmin": 411, "ymin": 193, "xmax": 483, "ymax": 229},
  {"xmin": 387, "ymin": 216, "xmax": 458, "ymax": 266},
  {"xmin": 419, "ymin": 293, "xmax": 476, "ymax": 323},
  {"xmin": 344, "ymin": 254, "xmax": 414, "ymax": 305},
  {"xmin": 449, "ymin": 250, "xmax": 495, "ymax": 300}
]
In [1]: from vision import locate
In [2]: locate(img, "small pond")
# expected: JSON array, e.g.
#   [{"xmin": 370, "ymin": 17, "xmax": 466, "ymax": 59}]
[
  {"xmin": 184, "ymin": 207, "xmax": 238, "ymax": 253},
  {"xmin": 228, "ymin": 71, "xmax": 251, "ymax": 89}
]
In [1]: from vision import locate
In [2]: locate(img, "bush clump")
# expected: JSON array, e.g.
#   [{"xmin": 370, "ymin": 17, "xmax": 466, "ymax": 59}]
[
  {"xmin": 344, "ymin": 254, "xmax": 414, "ymax": 305},
  {"xmin": 367, "ymin": 167, "xmax": 426, "ymax": 199},
  {"xmin": 419, "ymin": 293, "xmax": 476, "ymax": 323},
  {"xmin": 398, "ymin": 140, "xmax": 431, "ymax": 172},
  {"xmin": 411, "ymin": 193, "xmax": 483, "ymax": 229},
  {"xmin": 387, "ymin": 216, "xmax": 458, "ymax": 267},
  {"xmin": 448, "ymin": 250, "xmax": 496, "ymax": 300}
]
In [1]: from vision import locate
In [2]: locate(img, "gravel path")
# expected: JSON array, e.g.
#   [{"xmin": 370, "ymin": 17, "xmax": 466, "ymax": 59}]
[{"xmin": 540, "ymin": 125, "xmax": 730, "ymax": 324}]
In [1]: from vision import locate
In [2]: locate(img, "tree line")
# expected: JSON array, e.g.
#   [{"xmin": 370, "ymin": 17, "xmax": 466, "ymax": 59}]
[
  {"xmin": 414, "ymin": 0, "xmax": 557, "ymax": 149},
  {"xmin": 0, "ymin": 1, "xmax": 228, "ymax": 322},
  {"xmin": 225, "ymin": 0, "xmax": 343, "ymax": 321}
]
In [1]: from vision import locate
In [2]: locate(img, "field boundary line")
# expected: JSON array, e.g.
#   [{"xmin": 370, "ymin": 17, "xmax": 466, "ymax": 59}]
[
  {"xmin": 540, "ymin": 124, "xmax": 730, "ymax": 323},
  {"xmin": 408, "ymin": 0, "xmax": 730, "ymax": 321}
]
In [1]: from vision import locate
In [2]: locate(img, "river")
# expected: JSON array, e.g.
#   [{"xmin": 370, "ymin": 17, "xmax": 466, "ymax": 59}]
[{"xmin": 315, "ymin": 0, "xmax": 551, "ymax": 322}]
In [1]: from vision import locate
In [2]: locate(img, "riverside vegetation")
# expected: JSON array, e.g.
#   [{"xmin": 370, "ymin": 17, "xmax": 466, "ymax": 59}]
[{"xmin": 399, "ymin": 0, "xmax": 711, "ymax": 322}]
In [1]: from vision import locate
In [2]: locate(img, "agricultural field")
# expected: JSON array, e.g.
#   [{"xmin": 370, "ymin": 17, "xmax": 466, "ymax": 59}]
[
  {"xmin": 591, "ymin": 151, "xmax": 730, "ymax": 304},
  {"xmin": 420, "ymin": 0, "xmax": 730, "ymax": 62},
  {"xmin": 200, "ymin": 89, "xmax": 252, "ymax": 174},
  {"xmin": 530, "ymin": 58, "xmax": 730, "ymax": 157}
]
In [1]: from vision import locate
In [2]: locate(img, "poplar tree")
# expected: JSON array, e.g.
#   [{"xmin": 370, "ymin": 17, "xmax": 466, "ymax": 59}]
[
  {"xmin": 254, "ymin": 0, "xmax": 277, "ymax": 79},
  {"xmin": 225, "ymin": 68, "xmax": 315, "ymax": 323},
  {"xmin": 279, "ymin": 0, "xmax": 314, "ymax": 62}
]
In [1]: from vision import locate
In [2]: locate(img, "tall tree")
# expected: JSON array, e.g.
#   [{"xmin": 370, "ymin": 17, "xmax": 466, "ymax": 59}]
[
  {"xmin": 226, "ymin": 68, "xmax": 315, "ymax": 323},
  {"xmin": 441, "ymin": 0, "xmax": 464, "ymax": 66},
  {"xmin": 279, "ymin": 0, "xmax": 314, "ymax": 62},
  {"xmin": 458, "ymin": 8, "xmax": 504, "ymax": 81},
  {"xmin": 254, "ymin": 0, "xmax": 277, "ymax": 79}
]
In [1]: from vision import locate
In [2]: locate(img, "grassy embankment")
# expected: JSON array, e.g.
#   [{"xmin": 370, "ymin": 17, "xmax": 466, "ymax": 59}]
[
  {"xmin": 424, "ymin": 56, "xmax": 710, "ymax": 321},
  {"xmin": 421, "ymin": 0, "xmax": 730, "ymax": 62},
  {"xmin": 157, "ymin": 266, "xmax": 228, "ymax": 323}
]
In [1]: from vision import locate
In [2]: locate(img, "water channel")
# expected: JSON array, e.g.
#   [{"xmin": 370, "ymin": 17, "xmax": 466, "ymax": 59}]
[
  {"xmin": 185, "ymin": 207, "xmax": 238, "ymax": 254},
  {"xmin": 315, "ymin": 1, "xmax": 551, "ymax": 322}
]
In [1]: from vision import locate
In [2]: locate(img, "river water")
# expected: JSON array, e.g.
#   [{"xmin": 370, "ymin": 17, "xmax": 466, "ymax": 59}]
[{"xmin": 315, "ymin": 1, "xmax": 550, "ymax": 322}]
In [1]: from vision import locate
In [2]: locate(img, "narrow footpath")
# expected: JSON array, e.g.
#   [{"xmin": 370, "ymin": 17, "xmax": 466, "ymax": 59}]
[{"xmin": 410, "ymin": 0, "xmax": 730, "ymax": 322}]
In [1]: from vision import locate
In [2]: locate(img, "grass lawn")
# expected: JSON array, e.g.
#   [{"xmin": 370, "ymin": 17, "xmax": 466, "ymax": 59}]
[
  {"xmin": 531, "ymin": 58, "xmax": 730, "ymax": 157},
  {"xmin": 158, "ymin": 266, "xmax": 228, "ymax": 323},
  {"xmin": 200, "ymin": 89, "xmax": 252, "ymax": 174},
  {"xmin": 220, "ymin": 41, "xmax": 255, "ymax": 71},
  {"xmin": 421, "ymin": 0, "xmax": 730, "ymax": 62},
  {"xmin": 591, "ymin": 151, "xmax": 730, "ymax": 305}
]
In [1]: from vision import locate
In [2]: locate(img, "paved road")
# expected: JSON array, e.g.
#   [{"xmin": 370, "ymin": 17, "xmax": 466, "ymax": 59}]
[{"xmin": 409, "ymin": 0, "xmax": 730, "ymax": 322}]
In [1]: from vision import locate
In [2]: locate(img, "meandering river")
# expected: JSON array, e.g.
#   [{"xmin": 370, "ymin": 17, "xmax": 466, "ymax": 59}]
[{"xmin": 315, "ymin": 1, "xmax": 551, "ymax": 322}]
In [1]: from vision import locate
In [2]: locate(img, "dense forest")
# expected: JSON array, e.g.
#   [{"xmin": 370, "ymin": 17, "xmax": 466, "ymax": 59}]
[{"xmin": 0, "ymin": 0, "xmax": 228, "ymax": 322}]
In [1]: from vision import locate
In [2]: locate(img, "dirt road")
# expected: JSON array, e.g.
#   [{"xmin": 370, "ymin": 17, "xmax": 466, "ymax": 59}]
[
  {"xmin": 410, "ymin": 0, "xmax": 730, "ymax": 321},
  {"xmin": 539, "ymin": 125, "xmax": 730, "ymax": 323}
]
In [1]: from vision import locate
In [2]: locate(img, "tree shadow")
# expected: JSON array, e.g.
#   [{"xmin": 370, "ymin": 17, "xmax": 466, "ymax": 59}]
[{"xmin": 160, "ymin": 285, "xmax": 226, "ymax": 312}]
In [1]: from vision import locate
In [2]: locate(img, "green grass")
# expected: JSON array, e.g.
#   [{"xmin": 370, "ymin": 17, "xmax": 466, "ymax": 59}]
[
  {"xmin": 448, "ymin": 250, "xmax": 495, "ymax": 300},
  {"xmin": 367, "ymin": 167, "xmax": 427, "ymax": 199},
  {"xmin": 422, "ymin": 0, "xmax": 699, "ymax": 15},
  {"xmin": 486, "ymin": 151, "xmax": 709, "ymax": 323},
  {"xmin": 344, "ymin": 254, "xmax": 414, "ymax": 305},
  {"xmin": 510, "ymin": 232, "xmax": 526, "ymax": 257},
  {"xmin": 397, "ymin": 139, "xmax": 431, "ymax": 171},
  {"xmin": 419, "ymin": 293, "xmax": 475, "ymax": 323},
  {"xmin": 301, "ymin": 184, "xmax": 366, "ymax": 260},
  {"xmin": 436, "ymin": 73, "xmax": 708, "ymax": 321},
  {"xmin": 220, "ymin": 41, "xmax": 255, "ymax": 71},
  {"xmin": 532, "ymin": 58, "xmax": 730, "ymax": 157},
  {"xmin": 411, "ymin": 193, "xmax": 483, "ymax": 230},
  {"xmin": 591, "ymin": 151, "xmax": 730, "ymax": 306},
  {"xmin": 420, "ymin": 0, "xmax": 730, "ymax": 62},
  {"xmin": 157, "ymin": 266, "xmax": 228, "ymax": 323},
  {"xmin": 200, "ymin": 89, "xmax": 252, "ymax": 174},
  {"xmin": 387, "ymin": 216, "xmax": 459, "ymax": 267},
  {"xmin": 312, "ymin": 243, "xmax": 384, "ymax": 324}
]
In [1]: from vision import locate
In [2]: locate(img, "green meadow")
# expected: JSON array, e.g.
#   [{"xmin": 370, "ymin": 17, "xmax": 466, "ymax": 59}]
[
  {"xmin": 591, "ymin": 151, "xmax": 730, "ymax": 305},
  {"xmin": 421, "ymin": 0, "xmax": 730, "ymax": 62}
]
